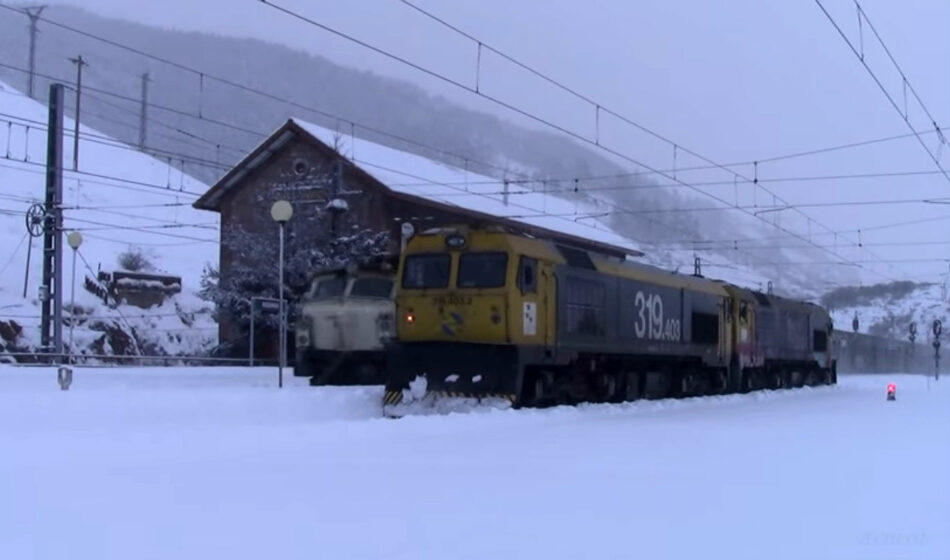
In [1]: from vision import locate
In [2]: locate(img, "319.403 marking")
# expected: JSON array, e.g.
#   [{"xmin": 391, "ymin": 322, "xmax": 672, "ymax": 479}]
[{"xmin": 634, "ymin": 291, "xmax": 680, "ymax": 341}]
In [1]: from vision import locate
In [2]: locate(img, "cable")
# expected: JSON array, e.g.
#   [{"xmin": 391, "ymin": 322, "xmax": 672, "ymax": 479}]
[
  {"xmin": 814, "ymin": 0, "xmax": 949, "ymax": 185},
  {"xmin": 0, "ymin": 8, "xmax": 530, "ymax": 185},
  {"xmin": 0, "ymin": 113, "xmax": 233, "ymax": 173},
  {"xmin": 0, "ymin": 231, "xmax": 29, "ymax": 277},
  {"xmin": 0, "ymin": 155, "xmax": 204, "ymax": 197},
  {"xmin": 649, "ymin": 215, "xmax": 950, "ymax": 246},
  {"xmin": 668, "ymin": 239, "xmax": 950, "ymax": 252},
  {"xmin": 66, "ymin": 216, "xmax": 216, "ymax": 243},
  {"xmin": 1, "ymin": 2, "xmax": 922, "ymax": 284},
  {"xmin": 0, "ymin": 160, "xmax": 198, "ymax": 202},
  {"xmin": 502, "ymin": 196, "xmax": 950, "ymax": 220},
  {"xmin": 383, "ymin": 168, "xmax": 950, "ymax": 195},
  {"xmin": 258, "ymin": 0, "xmax": 904, "ymax": 282},
  {"xmin": 80, "ymin": 232, "xmax": 212, "ymax": 247}
]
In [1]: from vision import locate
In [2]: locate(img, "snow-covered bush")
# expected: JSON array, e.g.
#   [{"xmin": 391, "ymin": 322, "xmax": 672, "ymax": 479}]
[
  {"xmin": 199, "ymin": 226, "xmax": 390, "ymax": 330},
  {"xmin": 117, "ymin": 247, "xmax": 154, "ymax": 272}
]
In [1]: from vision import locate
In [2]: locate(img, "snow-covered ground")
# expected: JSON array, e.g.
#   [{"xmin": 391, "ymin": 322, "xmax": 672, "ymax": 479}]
[{"xmin": 2, "ymin": 366, "xmax": 947, "ymax": 559}]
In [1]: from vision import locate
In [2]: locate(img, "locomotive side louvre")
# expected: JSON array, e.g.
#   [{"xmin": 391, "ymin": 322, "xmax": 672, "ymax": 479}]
[{"xmin": 553, "ymin": 254, "xmax": 732, "ymax": 369}]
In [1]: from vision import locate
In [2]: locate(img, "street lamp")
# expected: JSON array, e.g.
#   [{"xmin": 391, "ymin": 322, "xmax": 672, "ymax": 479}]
[
  {"xmin": 270, "ymin": 199, "xmax": 293, "ymax": 388},
  {"xmin": 66, "ymin": 231, "xmax": 83, "ymax": 364}
]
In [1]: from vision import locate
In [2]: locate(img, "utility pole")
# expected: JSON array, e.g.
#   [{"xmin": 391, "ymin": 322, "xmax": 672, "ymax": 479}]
[
  {"xmin": 138, "ymin": 72, "xmax": 150, "ymax": 150},
  {"xmin": 68, "ymin": 54, "xmax": 88, "ymax": 171},
  {"xmin": 25, "ymin": 5, "xmax": 47, "ymax": 98},
  {"xmin": 41, "ymin": 83, "xmax": 65, "ymax": 360}
]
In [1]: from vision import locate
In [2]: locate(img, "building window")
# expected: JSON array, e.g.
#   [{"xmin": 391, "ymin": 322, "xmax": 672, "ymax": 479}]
[{"xmin": 564, "ymin": 277, "xmax": 605, "ymax": 336}]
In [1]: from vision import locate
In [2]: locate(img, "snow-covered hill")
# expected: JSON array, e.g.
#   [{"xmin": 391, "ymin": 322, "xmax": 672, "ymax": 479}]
[
  {"xmin": 826, "ymin": 281, "xmax": 950, "ymax": 342},
  {"xmin": 0, "ymin": 80, "xmax": 219, "ymax": 359}
]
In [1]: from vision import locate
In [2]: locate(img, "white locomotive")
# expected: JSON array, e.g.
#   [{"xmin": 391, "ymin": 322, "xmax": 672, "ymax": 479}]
[{"xmin": 294, "ymin": 263, "xmax": 395, "ymax": 385}]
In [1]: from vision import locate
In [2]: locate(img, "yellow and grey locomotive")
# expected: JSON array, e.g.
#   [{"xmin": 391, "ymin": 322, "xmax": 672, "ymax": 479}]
[{"xmin": 382, "ymin": 225, "xmax": 835, "ymax": 413}]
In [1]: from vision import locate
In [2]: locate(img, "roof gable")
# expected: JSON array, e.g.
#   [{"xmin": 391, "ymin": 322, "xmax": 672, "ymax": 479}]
[{"xmin": 193, "ymin": 118, "xmax": 644, "ymax": 258}]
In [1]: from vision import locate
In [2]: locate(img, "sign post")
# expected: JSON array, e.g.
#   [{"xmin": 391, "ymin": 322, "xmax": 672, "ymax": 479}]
[
  {"xmin": 933, "ymin": 320, "xmax": 942, "ymax": 381},
  {"xmin": 249, "ymin": 296, "xmax": 281, "ymax": 368}
]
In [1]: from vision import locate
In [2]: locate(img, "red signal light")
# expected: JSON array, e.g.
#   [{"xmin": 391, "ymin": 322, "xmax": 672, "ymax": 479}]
[{"xmin": 887, "ymin": 383, "xmax": 896, "ymax": 392}]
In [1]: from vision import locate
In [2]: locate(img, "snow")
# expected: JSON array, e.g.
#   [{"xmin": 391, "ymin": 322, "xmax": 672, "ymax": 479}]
[
  {"xmin": 2, "ymin": 366, "xmax": 947, "ymax": 559},
  {"xmin": 293, "ymin": 118, "xmax": 643, "ymax": 255},
  {"xmin": 293, "ymin": 118, "xmax": 808, "ymax": 298},
  {"xmin": 831, "ymin": 282, "xmax": 950, "ymax": 339},
  {"xmin": 326, "ymin": 197, "xmax": 349, "ymax": 211},
  {"xmin": 0, "ymin": 81, "xmax": 218, "ymax": 356}
]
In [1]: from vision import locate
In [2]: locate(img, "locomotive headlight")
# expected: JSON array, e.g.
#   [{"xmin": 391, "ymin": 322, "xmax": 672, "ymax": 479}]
[
  {"xmin": 406, "ymin": 308, "xmax": 416, "ymax": 324},
  {"xmin": 445, "ymin": 233, "xmax": 466, "ymax": 248}
]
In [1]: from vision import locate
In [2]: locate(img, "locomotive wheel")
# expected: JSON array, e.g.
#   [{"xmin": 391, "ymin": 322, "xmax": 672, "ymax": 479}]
[
  {"xmin": 715, "ymin": 370, "xmax": 728, "ymax": 394},
  {"xmin": 741, "ymin": 371, "xmax": 755, "ymax": 393},
  {"xmin": 768, "ymin": 371, "xmax": 780, "ymax": 390},
  {"xmin": 523, "ymin": 370, "xmax": 555, "ymax": 408},
  {"xmin": 623, "ymin": 372, "xmax": 640, "ymax": 402},
  {"xmin": 791, "ymin": 371, "xmax": 803, "ymax": 388},
  {"xmin": 595, "ymin": 373, "xmax": 618, "ymax": 403}
]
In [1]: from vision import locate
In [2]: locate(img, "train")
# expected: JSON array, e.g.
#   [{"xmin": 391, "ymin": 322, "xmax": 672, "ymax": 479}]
[
  {"xmin": 290, "ymin": 225, "xmax": 935, "ymax": 408},
  {"xmin": 381, "ymin": 225, "xmax": 837, "ymax": 413},
  {"xmin": 833, "ymin": 330, "xmax": 935, "ymax": 375},
  {"xmin": 293, "ymin": 262, "xmax": 395, "ymax": 385}
]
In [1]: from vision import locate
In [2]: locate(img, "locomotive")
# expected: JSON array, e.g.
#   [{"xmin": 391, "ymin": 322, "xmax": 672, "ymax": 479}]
[
  {"xmin": 294, "ymin": 262, "xmax": 396, "ymax": 385},
  {"xmin": 382, "ymin": 225, "xmax": 836, "ymax": 413}
]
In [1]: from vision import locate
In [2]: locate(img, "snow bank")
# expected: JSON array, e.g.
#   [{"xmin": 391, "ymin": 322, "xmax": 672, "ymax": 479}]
[
  {"xmin": 1, "ymin": 367, "xmax": 947, "ymax": 560},
  {"xmin": 0, "ymin": 81, "xmax": 219, "ymax": 357}
]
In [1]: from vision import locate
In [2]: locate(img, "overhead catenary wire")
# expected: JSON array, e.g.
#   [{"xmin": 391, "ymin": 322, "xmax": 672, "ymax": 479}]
[
  {"xmin": 0, "ymin": 4, "xmax": 538, "ymax": 185},
  {"xmin": 1, "ymin": 1, "xmax": 934, "ymax": 284},
  {"xmin": 0, "ymin": 113, "xmax": 234, "ymax": 173},
  {"xmin": 0, "ymin": 156, "xmax": 204, "ymax": 197},
  {"xmin": 814, "ymin": 0, "xmax": 950, "ymax": 185},
  {"xmin": 382, "ymin": 168, "xmax": 950, "ymax": 195},
  {"xmin": 257, "ymin": 0, "xmax": 905, "ymax": 282},
  {"xmin": 500, "ymin": 195, "xmax": 950, "ymax": 221},
  {"xmin": 391, "ymin": 0, "xmax": 909, "ymax": 273},
  {"xmin": 0, "ymin": 73, "xmax": 248, "ymax": 164}
]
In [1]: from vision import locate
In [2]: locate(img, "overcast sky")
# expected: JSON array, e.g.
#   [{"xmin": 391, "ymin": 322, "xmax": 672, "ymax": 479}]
[{"xmin": 47, "ymin": 0, "xmax": 950, "ymax": 283}]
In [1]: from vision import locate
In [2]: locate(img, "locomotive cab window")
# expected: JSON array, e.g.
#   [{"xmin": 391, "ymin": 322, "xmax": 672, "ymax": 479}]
[
  {"xmin": 350, "ymin": 277, "xmax": 393, "ymax": 299},
  {"xmin": 312, "ymin": 276, "xmax": 346, "ymax": 299},
  {"xmin": 402, "ymin": 254, "xmax": 450, "ymax": 289},
  {"xmin": 518, "ymin": 256, "xmax": 537, "ymax": 294},
  {"xmin": 813, "ymin": 329, "xmax": 828, "ymax": 352},
  {"xmin": 458, "ymin": 252, "xmax": 508, "ymax": 288}
]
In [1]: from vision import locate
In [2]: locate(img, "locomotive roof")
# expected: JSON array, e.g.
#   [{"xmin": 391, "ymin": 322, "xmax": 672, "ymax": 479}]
[
  {"xmin": 724, "ymin": 284, "xmax": 829, "ymax": 316},
  {"xmin": 593, "ymin": 255, "xmax": 730, "ymax": 297}
]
